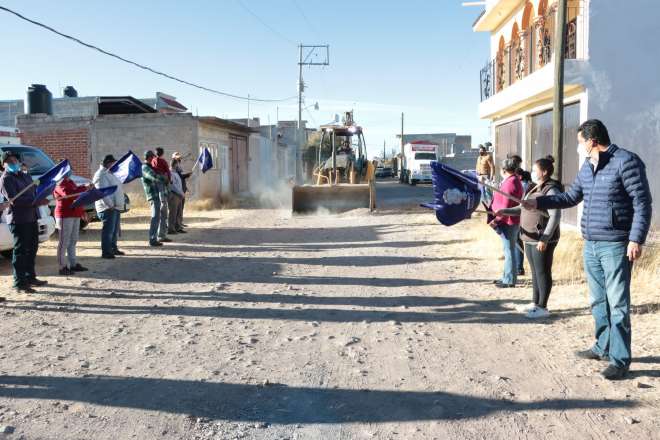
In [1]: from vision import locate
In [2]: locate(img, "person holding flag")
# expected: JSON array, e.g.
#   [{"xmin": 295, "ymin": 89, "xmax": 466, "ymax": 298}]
[
  {"xmin": 151, "ymin": 148, "xmax": 172, "ymax": 243},
  {"xmin": 142, "ymin": 151, "xmax": 168, "ymax": 247},
  {"xmin": 490, "ymin": 158, "xmax": 524, "ymax": 288},
  {"xmin": 53, "ymin": 171, "xmax": 92, "ymax": 275},
  {"xmin": 93, "ymin": 155, "xmax": 125, "ymax": 259},
  {"xmin": 0, "ymin": 151, "xmax": 50, "ymax": 293}
]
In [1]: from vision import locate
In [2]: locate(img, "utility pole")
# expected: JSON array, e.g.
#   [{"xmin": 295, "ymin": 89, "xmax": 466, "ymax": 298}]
[
  {"xmin": 399, "ymin": 112, "xmax": 404, "ymax": 182},
  {"xmin": 383, "ymin": 140, "xmax": 386, "ymax": 161},
  {"xmin": 297, "ymin": 44, "xmax": 329, "ymax": 184},
  {"xmin": 552, "ymin": 0, "xmax": 568, "ymax": 182}
]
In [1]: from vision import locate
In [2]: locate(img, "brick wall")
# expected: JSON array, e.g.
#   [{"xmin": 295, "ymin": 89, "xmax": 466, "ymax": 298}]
[{"xmin": 20, "ymin": 128, "xmax": 91, "ymax": 178}]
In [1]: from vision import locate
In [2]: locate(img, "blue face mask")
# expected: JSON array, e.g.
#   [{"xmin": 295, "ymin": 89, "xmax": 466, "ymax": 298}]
[{"xmin": 6, "ymin": 163, "xmax": 21, "ymax": 173}]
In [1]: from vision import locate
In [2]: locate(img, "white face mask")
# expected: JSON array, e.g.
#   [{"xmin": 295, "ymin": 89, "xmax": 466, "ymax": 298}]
[{"xmin": 531, "ymin": 171, "xmax": 539, "ymax": 183}]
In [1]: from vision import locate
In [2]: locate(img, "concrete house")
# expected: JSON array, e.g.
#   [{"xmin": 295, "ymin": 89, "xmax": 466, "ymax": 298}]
[
  {"xmin": 474, "ymin": 0, "xmax": 659, "ymax": 225},
  {"xmin": 16, "ymin": 96, "xmax": 254, "ymax": 200}
]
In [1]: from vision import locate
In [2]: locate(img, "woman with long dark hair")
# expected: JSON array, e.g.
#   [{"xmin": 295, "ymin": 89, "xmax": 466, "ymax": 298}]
[{"xmin": 497, "ymin": 156, "xmax": 562, "ymax": 318}]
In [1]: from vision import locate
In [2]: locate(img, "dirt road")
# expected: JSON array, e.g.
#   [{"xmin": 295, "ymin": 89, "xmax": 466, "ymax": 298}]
[{"xmin": 1, "ymin": 186, "xmax": 659, "ymax": 439}]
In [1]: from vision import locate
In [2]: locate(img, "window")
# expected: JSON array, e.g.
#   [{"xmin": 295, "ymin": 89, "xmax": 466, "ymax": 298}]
[{"xmin": 414, "ymin": 153, "xmax": 436, "ymax": 160}]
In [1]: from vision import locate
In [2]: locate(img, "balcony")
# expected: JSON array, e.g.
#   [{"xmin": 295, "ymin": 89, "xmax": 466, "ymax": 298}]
[{"xmin": 480, "ymin": 13, "xmax": 579, "ymax": 103}]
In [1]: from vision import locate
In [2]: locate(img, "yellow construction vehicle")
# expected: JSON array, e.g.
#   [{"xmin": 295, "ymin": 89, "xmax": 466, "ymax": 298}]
[{"xmin": 292, "ymin": 111, "xmax": 376, "ymax": 213}]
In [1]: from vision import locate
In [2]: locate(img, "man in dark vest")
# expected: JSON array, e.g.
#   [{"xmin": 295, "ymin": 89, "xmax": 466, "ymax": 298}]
[
  {"xmin": 523, "ymin": 119, "xmax": 653, "ymax": 380},
  {"xmin": 0, "ymin": 151, "xmax": 50, "ymax": 293}
]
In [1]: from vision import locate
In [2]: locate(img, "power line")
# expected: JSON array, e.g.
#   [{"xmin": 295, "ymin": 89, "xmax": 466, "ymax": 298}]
[
  {"xmin": 0, "ymin": 5, "xmax": 295, "ymax": 103},
  {"xmin": 291, "ymin": 0, "xmax": 320, "ymax": 39},
  {"xmin": 236, "ymin": 0, "xmax": 296, "ymax": 46}
]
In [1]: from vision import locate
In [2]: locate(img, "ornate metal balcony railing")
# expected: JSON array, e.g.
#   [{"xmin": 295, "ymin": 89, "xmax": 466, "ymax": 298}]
[{"xmin": 479, "ymin": 17, "xmax": 579, "ymax": 102}]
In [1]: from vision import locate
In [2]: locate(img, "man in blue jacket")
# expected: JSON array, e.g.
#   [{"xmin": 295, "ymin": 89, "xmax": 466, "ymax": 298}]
[{"xmin": 524, "ymin": 120, "xmax": 652, "ymax": 380}]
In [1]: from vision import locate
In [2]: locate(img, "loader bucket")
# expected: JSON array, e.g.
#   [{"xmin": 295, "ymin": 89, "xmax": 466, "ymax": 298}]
[{"xmin": 292, "ymin": 183, "xmax": 376, "ymax": 214}]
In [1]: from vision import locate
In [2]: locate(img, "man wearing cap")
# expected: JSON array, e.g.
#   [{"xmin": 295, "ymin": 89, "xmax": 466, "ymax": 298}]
[
  {"xmin": 0, "ymin": 151, "xmax": 49, "ymax": 293},
  {"xmin": 93, "ymin": 154, "xmax": 126, "ymax": 259},
  {"xmin": 142, "ymin": 151, "xmax": 168, "ymax": 246}
]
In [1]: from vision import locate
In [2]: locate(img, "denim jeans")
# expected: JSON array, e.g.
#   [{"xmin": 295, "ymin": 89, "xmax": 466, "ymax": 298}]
[
  {"xmin": 98, "ymin": 209, "xmax": 119, "ymax": 256},
  {"xmin": 498, "ymin": 224, "xmax": 520, "ymax": 285},
  {"xmin": 583, "ymin": 240, "xmax": 632, "ymax": 369},
  {"xmin": 8, "ymin": 222, "xmax": 39, "ymax": 287},
  {"xmin": 149, "ymin": 196, "xmax": 161, "ymax": 243}
]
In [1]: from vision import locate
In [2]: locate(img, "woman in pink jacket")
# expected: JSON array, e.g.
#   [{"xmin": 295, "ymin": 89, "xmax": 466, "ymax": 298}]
[{"xmin": 490, "ymin": 158, "xmax": 524, "ymax": 288}]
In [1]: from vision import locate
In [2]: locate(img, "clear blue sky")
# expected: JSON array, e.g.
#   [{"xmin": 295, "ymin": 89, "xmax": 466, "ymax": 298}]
[{"xmin": 0, "ymin": 0, "xmax": 490, "ymax": 154}]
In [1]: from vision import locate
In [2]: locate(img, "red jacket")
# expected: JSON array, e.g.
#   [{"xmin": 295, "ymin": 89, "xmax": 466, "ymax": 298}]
[
  {"xmin": 492, "ymin": 174, "xmax": 523, "ymax": 226},
  {"xmin": 54, "ymin": 178, "xmax": 87, "ymax": 218},
  {"xmin": 151, "ymin": 156, "xmax": 171, "ymax": 181}
]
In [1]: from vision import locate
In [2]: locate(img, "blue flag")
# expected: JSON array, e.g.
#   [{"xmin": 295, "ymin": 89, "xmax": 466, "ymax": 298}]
[
  {"xmin": 71, "ymin": 186, "xmax": 117, "ymax": 209},
  {"xmin": 197, "ymin": 148, "xmax": 213, "ymax": 173},
  {"xmin": 421, "ymin": 161, "xmax": 481, "ymax": 226},
  {"xmin": 110, "ymin": 151, "xmax": 143, "ymax": 184},
  {"xmin": 34, "ymin": 159, "xmax": 72, "ymax": 202}
]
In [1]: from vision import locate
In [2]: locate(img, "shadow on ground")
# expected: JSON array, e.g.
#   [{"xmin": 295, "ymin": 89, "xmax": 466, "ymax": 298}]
[{"xmin": 0, "ymin": 375, "xmax": 636, "ymax": 423}]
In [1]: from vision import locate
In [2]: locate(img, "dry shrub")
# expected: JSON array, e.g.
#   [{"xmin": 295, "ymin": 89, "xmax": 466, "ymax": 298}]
[{"xmin": 467, "ymin": 219, "xmax": 659, "ymax": 298}]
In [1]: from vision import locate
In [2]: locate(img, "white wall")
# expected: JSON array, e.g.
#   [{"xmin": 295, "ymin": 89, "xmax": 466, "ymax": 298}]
[{"xmin": 584, "ymin": 0, "xmax": 659, "ymax": 223}]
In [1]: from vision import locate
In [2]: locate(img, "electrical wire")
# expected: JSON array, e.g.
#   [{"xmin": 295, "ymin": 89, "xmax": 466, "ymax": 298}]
[
  {"xmin": 291, "ymin": 0, "xmax": 320, "ymax": 40},
  {"xmin": 0, "ymin": 5, "xmax": 296, "ymax": 102},
  {"xmin": 236, "ymin": 0, "xmax": 297, "ymax": 46}
]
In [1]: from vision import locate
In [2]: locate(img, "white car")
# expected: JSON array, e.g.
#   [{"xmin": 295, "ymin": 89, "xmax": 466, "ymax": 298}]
[{"xmin": 0, "ymin": 204, "xmax": 56, "ymax": 258}]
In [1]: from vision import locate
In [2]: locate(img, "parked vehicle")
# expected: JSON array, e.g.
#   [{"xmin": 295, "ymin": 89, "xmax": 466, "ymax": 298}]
[
  {"xmin": 400, "ymin": 142, "xmax": 437, "ymax": 185},
  {"xmin": 0, "ymin": 144, "xmax": 130, "ymax": 227},
  {"xmin": 375, "ymin": 166, "xmax": 393, "ymax": 178},
  {"xmin": 0, "ymin": 203, "xmax": 56, "ymax": 259}
]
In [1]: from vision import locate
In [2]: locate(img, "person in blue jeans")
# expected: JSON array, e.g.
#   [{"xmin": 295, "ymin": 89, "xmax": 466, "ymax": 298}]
[{"xmin": 524, "ymin": 119, "xmax": 652, "ymax": 380}]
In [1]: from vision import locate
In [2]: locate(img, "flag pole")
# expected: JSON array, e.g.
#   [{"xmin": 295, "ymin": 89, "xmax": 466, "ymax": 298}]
[
  {"xmin": 8, "ymin": 180, "xmax": 39, "ymax": 204},
  {"xmin": 481, "ymin": 181, "xmax": 549, "ymax": 218}
]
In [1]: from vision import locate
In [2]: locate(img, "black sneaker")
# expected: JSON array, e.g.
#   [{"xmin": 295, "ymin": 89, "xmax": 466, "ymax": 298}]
[
  {"xmin": 168, "ymin": 230, "xmax": 178, "ymax": 235},
  {"xmin": 14, "ymin": 284, "xmax": 36, "ymax": 294},
  {"xmin": 176, "ymin": 229, "xmax": 187, "ymax": 234},
  {"xmin": 71, "ymin": 264, "xmax": 89, "ymax": 272},
  {"xmin": 28, "ymin": 278, "xmax": 48, "ymax": 286},
  {"xmin": 159, "ymin": 237, "xmax": 172, "ymax": 243},
  {"xmin": 575, "ymin": 349, "xmax": 609, "ymax": 361},
  {"xmin": 149, "ymin": 241, "xmax": 163, "ymax": 247},
  {"xmin": 495, "ymin": 282, "xmax": 515, "ymax": 288},
  {"xmin": 59, "ymin": 267, "xmax": 73, "ymax": 276},
  {"xmin": 113, "ymin": 250, "xmax": 126, "ymax": 256},
  {"xmin": 601, "ymin": 364, "xmax": 628, "ymax": 380},
  {"xmin": 101, "ymin": 254, "xmax": 116, "ymax": 259},
  {"xmin": 517, "ymin": 269, "xmax": 525, "ymax": 276}
]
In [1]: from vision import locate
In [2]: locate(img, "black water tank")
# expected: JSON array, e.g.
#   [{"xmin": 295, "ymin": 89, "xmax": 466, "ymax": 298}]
[
  {"xmin": 27, "ymin": 84, "xmax": 53, "ymax": 115},
  {"xmin": 63, "ymin": 86, "xmax": 78, "ymax": 98}
]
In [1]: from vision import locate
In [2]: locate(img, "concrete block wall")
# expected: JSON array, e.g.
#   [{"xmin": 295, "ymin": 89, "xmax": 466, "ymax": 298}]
[{"xmin": 92, "ymin": 113, "xmax": 198, "ymax": 198}]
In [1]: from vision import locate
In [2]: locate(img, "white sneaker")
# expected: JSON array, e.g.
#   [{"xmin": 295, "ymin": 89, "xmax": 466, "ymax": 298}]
[
  {"xmin": 517, "ymin": 302, "xmax": 537, "ymax": 312},
  {"xmin": 526, "ymin": 307, "xmax": 550, "ymax": 319}
]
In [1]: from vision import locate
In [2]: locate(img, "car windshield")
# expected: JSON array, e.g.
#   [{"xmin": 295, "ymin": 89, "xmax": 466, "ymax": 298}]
[
  {"xmin": 14, "ymin": 148, "xmax": 56, "ymax": 175},
  {"xmin": 415, "ymin": 153, "xmax": 436, "ymax": 160}
]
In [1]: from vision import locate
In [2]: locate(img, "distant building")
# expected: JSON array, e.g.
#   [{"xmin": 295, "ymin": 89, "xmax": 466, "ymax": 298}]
[
  {"xmin": 0, "ymin": 100, "xmax": 24, "ymax": 127},
  {"xmin": 399, "ymin": 133, "xmax": 472, "ymax": 157}
]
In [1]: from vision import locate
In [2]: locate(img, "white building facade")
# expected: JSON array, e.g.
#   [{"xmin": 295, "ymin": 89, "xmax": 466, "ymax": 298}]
[{"xmin": 474, "ymin": 0, "xmax": 659, "ymax": 225}]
